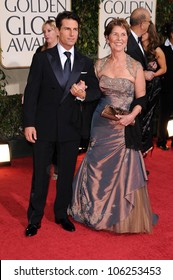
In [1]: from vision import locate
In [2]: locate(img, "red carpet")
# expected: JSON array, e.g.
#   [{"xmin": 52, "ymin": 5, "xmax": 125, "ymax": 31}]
[{"xmin": 0, "ymin": 141, "xmax": 173, "ymax": 260}]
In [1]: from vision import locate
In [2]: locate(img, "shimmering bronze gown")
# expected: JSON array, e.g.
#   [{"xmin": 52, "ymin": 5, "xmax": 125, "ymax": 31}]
[{"xmin": 71, "ymin": 55, "xmax": 153, "ymax": 233}]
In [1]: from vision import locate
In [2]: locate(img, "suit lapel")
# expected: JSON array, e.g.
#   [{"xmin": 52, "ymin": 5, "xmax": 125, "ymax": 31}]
[
  {"xmin": 129, "ymin": 34, "xmax": 148, "ymax": 69},
  {"xmin": 60, "ymin": 51, "xmax": 85, "ymax": 104},
  {"xmin": 46, "ymin": 46, "xmax": 65, "ymax": 89},
  {"xmin": 46, "ymin": 47, "xmax": 85, "ymax": 103},
  {"xmin": 137, "ymin": 43, "xmax": 148, "ymax": 68}
]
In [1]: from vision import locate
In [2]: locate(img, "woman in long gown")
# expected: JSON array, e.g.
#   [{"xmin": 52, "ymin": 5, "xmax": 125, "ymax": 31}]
[
  {"xmin": 71, "ymin": 18, "xmax": 157, "ymax": 234},
  {"xmin": 141, "ymin": 22, "xmax": 167, "ymax": 155}
]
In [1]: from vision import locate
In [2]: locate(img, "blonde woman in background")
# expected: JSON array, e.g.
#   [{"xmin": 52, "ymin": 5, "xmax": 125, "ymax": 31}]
[{"xmin": 36, "ymin": 19, "xmax": 59, "ymax": 53}]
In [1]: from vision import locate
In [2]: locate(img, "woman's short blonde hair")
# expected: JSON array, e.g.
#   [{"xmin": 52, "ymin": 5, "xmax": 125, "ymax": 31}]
[
  {"xmin": 41, "ymin": 19, "xmax": 57, "ymax": 51},
  {"xmin": 42, "ymin": 19, "xmax": 56, "ymax": 31}
]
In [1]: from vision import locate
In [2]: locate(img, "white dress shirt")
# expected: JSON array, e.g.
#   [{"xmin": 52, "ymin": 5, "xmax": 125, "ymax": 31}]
[
  {"xmin": 165, "ymin": 38, "xmax": 173, "ymax": 50},
  {"xmin": 57, "ymin": 44, "xmax": 74, "ymax": 70},
  {"xmin": 57, "ymin": 44, "xmax": 85, "ymax": 101}
]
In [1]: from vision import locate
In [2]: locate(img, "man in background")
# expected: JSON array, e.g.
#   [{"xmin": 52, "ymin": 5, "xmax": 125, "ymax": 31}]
[{"xmin": 126, "ymin": 7, "xmax": 155, "ymax": 160}]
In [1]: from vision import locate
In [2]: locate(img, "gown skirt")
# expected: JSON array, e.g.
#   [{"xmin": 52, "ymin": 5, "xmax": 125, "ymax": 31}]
[{"xmin": 71, "ymin": 76, "xmax": 153, "ymax": 234}]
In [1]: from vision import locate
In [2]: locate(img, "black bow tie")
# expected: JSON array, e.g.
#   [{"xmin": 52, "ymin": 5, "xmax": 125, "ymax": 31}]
[{"xmin": 138, "ymin": 37, "xmax": 142, "ymax": 43}]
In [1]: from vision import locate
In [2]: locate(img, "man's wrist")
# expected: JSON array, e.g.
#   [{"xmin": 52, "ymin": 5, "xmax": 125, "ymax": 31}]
[{"xmin": 77, "ymin": 89, "xmax": 86, "ymax": 100}]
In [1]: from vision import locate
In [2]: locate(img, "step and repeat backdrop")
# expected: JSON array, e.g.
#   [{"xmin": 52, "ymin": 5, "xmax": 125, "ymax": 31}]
[
  {"xmin": 0, "ymin": 0, "xmax": 157, "ymax": 68},
  {"xmin": 98, "ymin": 0, "xmax": 157, "ymax": 58},
  {"xmin": 0, "ymin": 0, "xmax": 71, "ymax": 68}
]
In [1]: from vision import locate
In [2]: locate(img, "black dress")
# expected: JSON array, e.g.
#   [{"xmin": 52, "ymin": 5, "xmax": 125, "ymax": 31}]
[{"xmin": 141, "ymin": 60, "xmax": 161, "ymax": 153}]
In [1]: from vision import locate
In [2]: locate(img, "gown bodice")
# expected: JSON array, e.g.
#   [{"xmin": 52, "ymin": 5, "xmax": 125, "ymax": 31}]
[
  {"xmin": 99, "ymin": 76, "xmax": 135, "ymax": 112},
  {"xmin": 95, "ymin": 54, "xmax": 140, "ymax": 112}
]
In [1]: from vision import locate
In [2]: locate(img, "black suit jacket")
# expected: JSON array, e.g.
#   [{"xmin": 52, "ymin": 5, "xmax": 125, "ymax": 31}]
[
  {"xmin": 126, "ymin": 33, "xmax": 148, "ymax": 70},
  {"xmin": 23, "ymin": 46, "xmax": 101, "ymax": 141}
]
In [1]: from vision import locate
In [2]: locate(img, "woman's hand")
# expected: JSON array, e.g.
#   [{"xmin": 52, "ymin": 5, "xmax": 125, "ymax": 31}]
[
  {"xmin": 70, "ymin": 80, "xmax": 87, "ymax": 99},
  {"xmin": 115, "ymin": 113, "xmax": 135, "ymax": 126},
  {"xmin": 144, "ymin": 70, "xmax": 155, "ymax": 81}
]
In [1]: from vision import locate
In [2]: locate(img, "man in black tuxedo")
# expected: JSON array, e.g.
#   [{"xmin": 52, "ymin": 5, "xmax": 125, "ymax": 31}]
[
  {"xmin": 23, "ymin": 11, "xmax": 101, "ymax": 236},
  {"xmin": 126, "ymin": 8, "xmax": 155, "ymax": 160},
  {"xmin": 126, "ymin": 7, "xmax": 153, "ymax": 79}
]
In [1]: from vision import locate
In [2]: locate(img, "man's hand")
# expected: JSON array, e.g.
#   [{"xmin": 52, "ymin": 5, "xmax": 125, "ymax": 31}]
[
  {"xmin": 24, "ymin": 127, "xmax": 37, "ymax": 143},
  {"xmin": 70, "ymin": 80, "xmax": 87, "ymax": 99}
]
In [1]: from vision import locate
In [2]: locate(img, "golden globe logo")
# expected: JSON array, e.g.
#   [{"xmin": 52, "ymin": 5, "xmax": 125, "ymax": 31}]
[
  {"xmin": 98, "ymin": 0, "xmax": 157, "ymax": 58},
  {"xmin": 0, "ymin": 0, "xmax": 71, "ymax": 68}
]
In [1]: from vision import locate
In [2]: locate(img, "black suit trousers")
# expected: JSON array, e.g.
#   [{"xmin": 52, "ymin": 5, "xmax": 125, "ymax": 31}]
[{"xmin": 27, "ymin": 139, "xmax": 80, "ymax": 224}]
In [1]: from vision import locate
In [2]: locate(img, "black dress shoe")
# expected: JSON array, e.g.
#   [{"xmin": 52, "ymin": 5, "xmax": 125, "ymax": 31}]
[
  {"xmin": 25, "ymin": 223, "xmax": 41, "ymax": 237},
  {"xmin": 55, "ymin": 217, "xmax": 75, "ymax": 232}
]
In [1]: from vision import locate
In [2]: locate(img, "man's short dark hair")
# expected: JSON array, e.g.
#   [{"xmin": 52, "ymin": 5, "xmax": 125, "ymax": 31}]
[{"xmin": 56, "ymin": 11, "xmax": 80, "ymax": 29}]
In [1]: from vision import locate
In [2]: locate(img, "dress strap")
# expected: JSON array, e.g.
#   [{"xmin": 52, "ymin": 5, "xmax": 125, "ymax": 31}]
[
  {"xmin": 126, "ymin": 54, "xmax": 141, "ymax": 79},
  {"xmin": 95, "ymin": 56, "xmax": 110, "ymax": 78}
]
